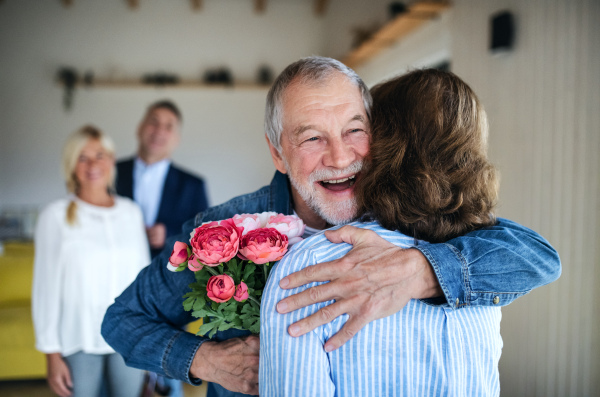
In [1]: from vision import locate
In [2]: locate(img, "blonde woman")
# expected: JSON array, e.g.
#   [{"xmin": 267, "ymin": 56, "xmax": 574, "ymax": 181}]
[{"xmin": 32, "ymin": 126, "xmax": 149, "ymax": 397}]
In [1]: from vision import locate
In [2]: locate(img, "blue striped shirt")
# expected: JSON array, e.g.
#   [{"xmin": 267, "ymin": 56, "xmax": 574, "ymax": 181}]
[{"xmin": 259, "ymin": 221, "xmax": 503, "ymax": 396}]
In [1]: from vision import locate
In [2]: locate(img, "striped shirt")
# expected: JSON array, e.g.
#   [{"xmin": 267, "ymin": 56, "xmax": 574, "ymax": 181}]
[{"xmin": 259, "ymin": 221, "xmax": 503, "ymax": 397}]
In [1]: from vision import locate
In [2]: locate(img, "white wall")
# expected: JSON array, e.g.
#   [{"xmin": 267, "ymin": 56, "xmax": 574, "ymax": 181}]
[
  {"xmin": 356, "ymin": 0, "xmax": 600, "ymax": 395},
  {"xmin": 0, "ymin": 0, "xmax": 328, "ymax": 209}
]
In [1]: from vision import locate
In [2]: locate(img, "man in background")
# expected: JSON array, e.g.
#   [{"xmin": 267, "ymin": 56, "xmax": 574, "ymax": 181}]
[
  {"xmin": 116, "ymin": 100, "xmax": 209, "ymax": 259},
  {"xmin": 115, "ymin": 100, "xmax": 209, "ymax": 396}
]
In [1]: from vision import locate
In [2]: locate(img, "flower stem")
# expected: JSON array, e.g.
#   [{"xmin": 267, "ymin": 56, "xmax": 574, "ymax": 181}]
[
  {"xmin": 248, "ymin": 295, "xmax": 261, "ymax": 307},
  {"xmin": 263, "ymin": 263, "xmax": 269, "ymax": 284},
  {"xmin": 205, "ymin": 266, "xmax": 220, "ymax": 276}
]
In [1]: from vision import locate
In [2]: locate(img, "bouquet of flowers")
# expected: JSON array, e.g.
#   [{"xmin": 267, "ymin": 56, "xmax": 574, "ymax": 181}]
[{"xmin": 167, "ymin": 212, "xmax": 305, "ymax": 338}]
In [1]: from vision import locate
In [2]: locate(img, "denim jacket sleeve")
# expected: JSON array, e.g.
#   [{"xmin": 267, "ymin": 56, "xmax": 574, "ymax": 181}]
[{"xmin": 416, "ymin": 217, "xmax": 561, "ymax": 309}]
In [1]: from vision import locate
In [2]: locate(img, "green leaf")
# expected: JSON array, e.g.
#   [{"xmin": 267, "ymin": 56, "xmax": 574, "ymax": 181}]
[
  {"xmin": 192, "ymin": 308, "xmax": 214, "ymax": 319},
  {"xmin": 192, "ymin": 296, "xmax": 207, "ymax": 311},
  {"xmin": 243, "ymin": 264, "xmax": 256, "ymax": 281},
  {"xmin": 249, "ymin": 321, "xmax": 260, "ymax": 334},
  {"xmin": 198, "ymin": 321, "xmax": 218, "ymax": 337},
  {"xmin": 217, "ymin": 321, "xmax": 234, "ymax": 332},
  {"xmin": 183, "ymin": 296, "xmax": 195, "ymax": 311},
  {"xmin": 195, "ymin": 270, "xmax": 211, "ymax": 284},
  {"xmin": 230, "ymin": 317, "xmax": 243, "ymax": 328}
]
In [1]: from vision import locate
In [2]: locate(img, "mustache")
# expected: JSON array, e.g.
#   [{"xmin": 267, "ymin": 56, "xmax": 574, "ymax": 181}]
[{"xmin": 308, "ymin": 160, "xmax": 363, "ymax": 183}]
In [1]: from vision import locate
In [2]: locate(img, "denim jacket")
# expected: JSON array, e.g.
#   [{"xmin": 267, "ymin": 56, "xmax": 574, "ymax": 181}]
[{"xmin": 102, "ymin": 171, "xmax": 561, "ymax": 397}]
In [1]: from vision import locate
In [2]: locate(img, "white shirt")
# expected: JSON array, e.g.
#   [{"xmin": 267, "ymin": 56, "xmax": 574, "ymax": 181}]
[
  {"xmin": 32, "ymin": 196, "xmax": 150, "ymax": 355},
  {"xmin": 260, "ymin": 221, "xmax": 503, "ymax": 396},
  {"xmin": 133, "ymin": 157, "xmax": 171, "ymax": 227}
]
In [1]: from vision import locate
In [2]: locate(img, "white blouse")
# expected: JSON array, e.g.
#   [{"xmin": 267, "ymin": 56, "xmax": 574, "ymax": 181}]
[{"xmin": 32, "ymin": 196, "xmax": 150, "ymax": 356}]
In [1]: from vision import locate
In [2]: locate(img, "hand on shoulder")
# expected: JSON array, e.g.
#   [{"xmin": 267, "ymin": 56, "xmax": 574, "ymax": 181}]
[{"xmin": 276, "ymin": 225, "xmax": 443, "ymax": 352}]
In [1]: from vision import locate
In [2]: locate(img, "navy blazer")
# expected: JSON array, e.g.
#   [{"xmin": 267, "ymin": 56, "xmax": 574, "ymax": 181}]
[{"xmin": 116, "ymin": 158, "xmax": 209, "ymax": 258}]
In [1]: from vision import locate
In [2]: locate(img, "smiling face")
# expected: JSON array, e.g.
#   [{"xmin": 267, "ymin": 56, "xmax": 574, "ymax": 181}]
[
  {"xmin": 137, "ymin": 107, "xmax": 181, "ymax": 164},
  {"xmin": 267, "ymin": 72, "xmax": 370, "ymax": 228},
  {"xmin": 74, "ymin": 138, "xmax": 115, "ymax": 193}
]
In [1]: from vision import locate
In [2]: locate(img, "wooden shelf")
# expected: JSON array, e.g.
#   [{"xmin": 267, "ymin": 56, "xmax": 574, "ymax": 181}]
[
  {"xmin": 341, "ymin": 1, "xmax": 450, "ymax": 69},
  {"xmin": 73, "ymin": 80, "xmax": 271, "ymax": 90}
]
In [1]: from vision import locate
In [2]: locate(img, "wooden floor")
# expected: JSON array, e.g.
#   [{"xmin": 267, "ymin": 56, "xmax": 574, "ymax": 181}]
[{"xmin": 0, "ymin": 378, "xmax": 208, "ymax": 397}]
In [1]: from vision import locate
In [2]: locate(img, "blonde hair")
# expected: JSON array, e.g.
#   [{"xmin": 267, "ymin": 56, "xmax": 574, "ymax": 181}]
[{"xmin": 61, "ymin": 125, "xmax": 116, "ymax": 225}]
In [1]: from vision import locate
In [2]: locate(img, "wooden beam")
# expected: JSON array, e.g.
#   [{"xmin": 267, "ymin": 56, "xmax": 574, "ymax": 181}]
[
  {"xmin": 314, "ymin": 0, "xmax": 328, "ymax": 16},
  {"xmin": 254, "ymin": 0, "xmax": 266, "ymax": 14},
  {"xmin": 342, "ymin": 1, "xmax": 450, "ymax": 69},
  {"xmin": 126, "ymin": 0, "xmax": 139, "ymax": 9},
  {"xmin": 190, "ymin": 0, "xmax": 202, "ymax": 11}
]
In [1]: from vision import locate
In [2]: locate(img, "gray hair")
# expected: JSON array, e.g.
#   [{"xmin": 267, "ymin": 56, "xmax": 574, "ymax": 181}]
[{"xmin": 264, "ymin": 56, "xmax": 372, "ymax": 151}]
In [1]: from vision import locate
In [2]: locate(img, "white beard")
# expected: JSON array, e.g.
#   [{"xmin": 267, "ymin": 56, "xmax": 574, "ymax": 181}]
[{"xmin": 283, "ymin": 157, "xmax": 362, "ymax": 226}]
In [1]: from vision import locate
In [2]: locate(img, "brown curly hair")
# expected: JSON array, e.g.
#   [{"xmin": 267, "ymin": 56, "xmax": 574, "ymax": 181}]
[{"xmin": 355, "ymin": 69, "xmax": 499, "ymax": 243}]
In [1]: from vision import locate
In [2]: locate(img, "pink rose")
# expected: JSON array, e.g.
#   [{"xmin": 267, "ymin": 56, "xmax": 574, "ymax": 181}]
[
  {"xmin": 238, "ymin": 228, "xmax": 289, "ymax": 264},
  {"xmin": 187, "ymin": 255, "xmax": 203, "ymax": 272},
  {"xmin": 232, "ymin": 214, "xmax": 261, "ymax": 235},
  {"xmin": 256, "ymin": 211, "xmax": 278, "ymax": 227},
  {"xmin": 189, "ymin": 218, "xmax": 242, "ymax": 266},
  {"xmin": 167, "ymin": 241, "xmax": 190, "ymax": 271},
  {"xmin": 206, "ymin": 275, "xmax": 236, "ymax": 303},
  {"xmin": 266, "ymin": 214, "xmax": 306, "ymax": 245},
  {"xmin": 233, "ymin": 282, "xmax": 249, "ymax": 302}
]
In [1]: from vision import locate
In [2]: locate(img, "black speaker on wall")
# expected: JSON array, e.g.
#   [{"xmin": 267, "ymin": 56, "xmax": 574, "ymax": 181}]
[{"xmin": 490, "ymin": 11, "xmax": 515, "ymax": 52}]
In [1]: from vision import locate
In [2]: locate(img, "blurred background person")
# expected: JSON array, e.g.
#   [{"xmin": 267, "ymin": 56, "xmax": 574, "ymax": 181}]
[
  {"xmin": 116, "ymin": 100, "xmax": 209, "ymax": 259},
  {"xmin": 32, "ymin": 125, "xmax": 149, "ymax": 397}
]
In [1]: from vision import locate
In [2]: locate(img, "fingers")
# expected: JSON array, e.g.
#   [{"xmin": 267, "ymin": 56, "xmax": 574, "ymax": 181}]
[
  {"xmin": 279, "ymin": 261, "xmax": 341, "ymax": 290},
  {"xmin": 64, "ymin": 369, "xmax": 73, "ymax": 392},
  {"xmin": 277, "ymin": 279, "xmax": 349, "ymax": 314},
  {"xmin": 243, "ymin": 334, "xmax": 260, "ymax": 351},
  {"xmin": 241, "ymin": 379, "xmax": 259, "ymax": 396},
  {"xmin": 323, "ymin": 315, "xmax": 368, "ymax": 353},
  {"xmin": 48, "ymin": 374, "xmax": 72, "ymax": 397},
  {"xmin": 324, "ymin": 225, "xmax": 369, "ymax": 245},
  {"xmin": 231, "ymin": 337, "xmax": 259, "ymax": 395},
  {"xmin": 147, "ymin": 224, "xmax": 167, "ymax": 247},
  {"xmin": 191, "ymin": 337, "xmax": 259, "ymax": 395},
  {"xmin": 46, "ymin": 354, "xmax": 72, "ymax": 397},
  {"xmin": 286, "ymin": 298, "xmax": 356, "ymax": 338}
]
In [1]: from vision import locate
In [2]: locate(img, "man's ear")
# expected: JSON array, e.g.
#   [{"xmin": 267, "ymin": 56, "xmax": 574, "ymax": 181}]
[{"xmin": 265, "ymin": 134, "xmax": 287, "ymax": 174}]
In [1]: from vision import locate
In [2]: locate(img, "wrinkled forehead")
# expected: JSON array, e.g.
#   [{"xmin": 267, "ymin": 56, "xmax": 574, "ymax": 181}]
[{"xmin": 282, "ymin": 74, "xmax": 367, "ymax": 118}]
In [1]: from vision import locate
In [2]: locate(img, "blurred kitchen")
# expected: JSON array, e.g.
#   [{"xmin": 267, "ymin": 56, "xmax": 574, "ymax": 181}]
[{"xmin": 0, "ymin": 0, "xmax": 598, "ymax": 396}]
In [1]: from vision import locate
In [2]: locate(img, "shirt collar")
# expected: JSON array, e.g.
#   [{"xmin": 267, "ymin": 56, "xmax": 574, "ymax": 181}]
[{"xmin": 134, "ymin": 156, "xmax": 171, "ymax": 174}]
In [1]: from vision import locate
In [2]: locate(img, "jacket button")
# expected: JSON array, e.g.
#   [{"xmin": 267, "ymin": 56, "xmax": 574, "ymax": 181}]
[{"xmin": 493, "ymin": 296, "xmax": 500, "ymax": 304}]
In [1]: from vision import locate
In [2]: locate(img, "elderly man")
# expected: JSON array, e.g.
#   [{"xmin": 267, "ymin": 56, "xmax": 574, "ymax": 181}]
[{"xmin": 102, "ymin": 57, "xmax": 560, "ymax": 397}]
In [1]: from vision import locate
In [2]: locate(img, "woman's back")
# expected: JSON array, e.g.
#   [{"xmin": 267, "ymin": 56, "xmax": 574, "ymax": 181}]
[{"xmin": 260, "ymin": 221, "xmax": 502, "ymax": 397}]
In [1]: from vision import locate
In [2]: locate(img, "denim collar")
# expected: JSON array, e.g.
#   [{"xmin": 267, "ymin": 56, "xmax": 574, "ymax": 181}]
[{"xmin": 269, "ymin": 171, "xmax": 294, "ymax": 215}]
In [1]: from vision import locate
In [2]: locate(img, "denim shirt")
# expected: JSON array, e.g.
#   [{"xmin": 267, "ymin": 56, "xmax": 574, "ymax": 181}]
[{"xmin": 102, "ymin": 171, "xmax": 561, "ymax": 397}]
